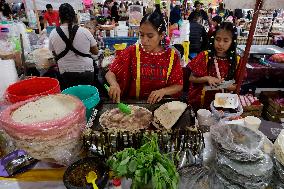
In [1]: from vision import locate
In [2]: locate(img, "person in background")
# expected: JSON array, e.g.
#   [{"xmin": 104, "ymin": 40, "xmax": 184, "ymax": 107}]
[
  {"xmin": 12, "ymin": 2, "xmax": 21, "ymax": 15},
  {"xmin": 105, "ymin": 4, "xmax": 183, "ymax": 104},
  {"xmin": 216, "ymin": 2, "xmax": 228, "ymax": 19},
  {"xmin": 111, "ymin": 2, "xmax": 119, "ymax": 23},
  {"xmin": 125, "ymin": 1, "xmax": 129, "ymax": 12},
  {"xmin": 161, "ymin": 2, "xmax": 167, "ymax": 17},
  {"xmin": 188, "ymin": 1, "xmax": 208, "ymax": 23},
  {"xmin": 102, "ymin": 1, "xmax": 110, "ymax": 18},
  {"xmin": 234, "ymin": 9, "xmax": 243, "ymax": 20},
  {"xmin": 39, "ymin": 16, "xmax": 45, "ymax": 31},
  {"xmin": 188, "ymin": 14, "xmax": 208, "ymax": 59},
  {"xmin": 169, "ymin": 1, "xmax": 182, "ymax": 26},
  {"xmin": 200, "ymin": 2, "xmax": 204, "ymax": 10},
  {"xmin": 273, "ymin": 10, "xmax": 278, "ymax": 19},
  {"xmin": 226, "ymin": 10, "xmax": 237, "ymax": 24},
  {"xmin": 207, "ymin": 7, "xmax": 214, "ymax": 25},
  {"xmin": 0, "ymin": 0, "xmax": 12, "ymax": 18},
  {"xmin": 119, "ymin": 3, "xmax": 125, "ymax": 16},
  {"xmin": 84, "ymin": 20, "xmax": 97, "ymax": 36},
  {"xmin": 208, "ymin": 15, "xmax": 222, "ymax": 38},
  {"xmin": 49, "ymin": 3, "xmax": 99, "ymax": 90},
  {"xmin": 187, "ymin": 22, "xmax": 242, "ymax": 109},
  {"xmin": 44, "ymin": 4, "xmax": 60, "ymax": 27},
  {"xmin": 246, "ymin": 10, "xmax": 252, "ymax": 20}
]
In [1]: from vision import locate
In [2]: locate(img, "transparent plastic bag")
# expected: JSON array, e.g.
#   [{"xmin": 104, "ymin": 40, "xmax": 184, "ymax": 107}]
[
  {"xmin": 0, "ymin": 129, "xmax": 15, "ymax": 157},
  {"xmin": 202, "ymin": 132, "xmax": 217, "ymax": 166},
  {"xmin": 0, "ymin": 94, "xmax": 86, "ymax": 165},
  {"xmin": 210, "ymin": 101, "xmax": 243, "ymax": 120},
  {"xmin": 178, "ymin": 165, "xmax": 242, "ymax": 189},
  {"xmin": 216, "ymin": 154, "xmax": 273, "ymax": 189},
  {"xmin": 274, "ymin": 155, "xmax": 284, "ymax": 183},
  {"xmin": 179, "ymin": 165, "xmax": 211, "ymax": 189},
  {"xmin": 274, "ymin": 130, "xmax": 284, "ymax": 167},
  {"xmin": 210, "ymin": 123, "xmax": 265, "ymax": 161},
  {"xmin": 32, "ymin": 48, "xmax": 54, "ymax": 71}
]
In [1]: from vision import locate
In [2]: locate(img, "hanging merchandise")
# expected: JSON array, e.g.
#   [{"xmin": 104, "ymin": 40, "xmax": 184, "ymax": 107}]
[{"xmin": 24, "ymin": 0, "xmax": 83, "ymax": 11}]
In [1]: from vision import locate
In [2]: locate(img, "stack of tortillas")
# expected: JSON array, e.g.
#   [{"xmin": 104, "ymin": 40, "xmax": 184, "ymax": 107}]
[
  {"xmin": 274, "ymin": 130, "xmax": 284, "ymax": 166},
  {"xmin": 153, "ymin": 101, "xmax": 187, "ymax": 130},
  {"xmin": 0, "ymin": 94, "xmax": 86, "ymax": 165}
]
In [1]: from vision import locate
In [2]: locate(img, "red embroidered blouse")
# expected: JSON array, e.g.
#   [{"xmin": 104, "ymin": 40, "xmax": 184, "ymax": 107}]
[
  {"xmin": 187, "ymin": 51, "xmax": 241, "ymax": 108},
  {"xmin": 109, "ymin": 45, "xmax": 183, "ymax": 99}
]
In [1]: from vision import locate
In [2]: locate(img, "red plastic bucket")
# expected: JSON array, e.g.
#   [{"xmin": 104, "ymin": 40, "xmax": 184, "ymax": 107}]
[{"xmin": 5, "ymin": 77, "xmax": 61, "ymax": 103}]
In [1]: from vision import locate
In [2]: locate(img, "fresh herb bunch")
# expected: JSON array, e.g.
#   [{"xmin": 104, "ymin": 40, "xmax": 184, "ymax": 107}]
[{"xmin": 107, "ymin": 134, "xmax": 179, "ymax": 189}]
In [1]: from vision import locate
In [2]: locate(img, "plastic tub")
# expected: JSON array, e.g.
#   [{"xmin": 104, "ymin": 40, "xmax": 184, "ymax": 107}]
[
  {"xmin": 5, "ymin": 77, "xmax": 60, "ymax": 103},
  {"xmin": 46, "ymin": 26, "xmax": 56, "ymax": 36},
  {"xmin": 62, "ymin": 85, "xmax": 100, "ymax": 120}
]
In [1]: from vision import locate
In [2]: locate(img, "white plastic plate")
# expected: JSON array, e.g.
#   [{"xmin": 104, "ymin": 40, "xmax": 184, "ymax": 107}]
[{"xmin": 214, "ymin": 93, "xmax": 239, "ymax": 109}]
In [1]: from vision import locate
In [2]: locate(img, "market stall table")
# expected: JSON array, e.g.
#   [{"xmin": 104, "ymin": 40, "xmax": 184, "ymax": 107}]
[
  {"xmin": 0, "ymin": 162, "xmax": 66, "ymax": 189},
  {"xmin": 237, "ymin": 45, "xmax": 284, "ymax": 55},
  {"xmin": 259, "ymin": 119, "xmax": 284, "ymax": 142},
  {"xmin": 245, "ymin": 60, "xmax": 284, "ymax": 87}
]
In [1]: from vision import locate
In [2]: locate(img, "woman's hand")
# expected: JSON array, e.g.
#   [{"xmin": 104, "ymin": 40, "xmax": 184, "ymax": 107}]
[
  {"xmin": 108, "ymin": 84, "xmax": 121, "ymax": 103},
  {"xmin": 147, "ymin": 89, "xmax": 166, "ymax": 104},
  {"xmin": 206, "ymin": 76, "xmax": 224, "ymax": 87}
]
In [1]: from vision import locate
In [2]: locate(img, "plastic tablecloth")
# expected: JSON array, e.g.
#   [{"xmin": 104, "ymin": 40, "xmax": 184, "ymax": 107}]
[
  {"xmin": 245, "ymin": 61, "xmax": 284, "ymax": 87},
  {"xmin": 0, "ymin": 162, "xmax": 66, "ymax": 189}
]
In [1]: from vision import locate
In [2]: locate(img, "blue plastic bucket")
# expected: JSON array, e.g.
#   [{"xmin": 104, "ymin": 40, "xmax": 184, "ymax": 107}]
[{"xmin": 62, "ymin": 85, "xmax": 100, "ymax": 120}]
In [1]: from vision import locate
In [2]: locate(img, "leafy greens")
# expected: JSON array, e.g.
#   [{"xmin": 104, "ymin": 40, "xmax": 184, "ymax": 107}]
[{"xmin": 107, "ymin": 134, "xmax": 179, "ymax": 189}]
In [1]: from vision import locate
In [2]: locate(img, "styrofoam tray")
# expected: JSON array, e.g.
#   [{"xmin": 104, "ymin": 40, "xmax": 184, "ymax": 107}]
[{"xmin": 214, "ymin": 93, "xmax": 239, "ymax": 109}]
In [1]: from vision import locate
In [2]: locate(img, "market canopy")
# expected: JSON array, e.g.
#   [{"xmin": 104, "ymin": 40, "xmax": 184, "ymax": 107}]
[
  {"xmin": 224, "ymin": 0, "xmax": 283, "ymax": 10},
  {"xmin": 24, "ymin": 0, "xmax": 84, "ymax": 11}
]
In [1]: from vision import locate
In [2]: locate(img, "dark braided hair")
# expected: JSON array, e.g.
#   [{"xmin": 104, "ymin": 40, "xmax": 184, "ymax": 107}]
[
  {"xmin": 59, "ymin": 3, "xmax": 76, "ymax": 40},
  {"xmin": 207, "ymin": 22, "xmax": 238, "ymax": 80},
  {"xmin": 140, "ymin": 4, "xmax": 167, "ymax": 46}
]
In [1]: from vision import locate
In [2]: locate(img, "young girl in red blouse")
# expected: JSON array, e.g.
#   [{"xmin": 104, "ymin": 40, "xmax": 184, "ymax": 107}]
[
  {"xmin": 188, "ymin": 22, "xmax": 242, "ymax": 109},
  {"xmin": 105, "ymin": 5, "xmax": 183, "ymax": 104}
]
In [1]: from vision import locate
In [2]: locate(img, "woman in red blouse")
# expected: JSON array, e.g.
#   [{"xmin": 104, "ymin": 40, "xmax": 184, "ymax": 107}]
[
  {"xmin": 106, "ymin": 4, "xmax": 183, "ymax": 104},
  {"xmin": 188, "ymin": 22, "xmax": 242, "ymax": 109}
]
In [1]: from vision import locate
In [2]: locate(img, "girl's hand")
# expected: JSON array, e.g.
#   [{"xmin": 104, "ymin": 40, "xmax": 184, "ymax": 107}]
[
  {"xmin": 147, "ymin": 89, "xmax": 166, "ymax": 104},
  {"xmin": 109, "ymin": 84, "xmax": 121, "ymax": 103},
  {"xmin": 206, "ymin": 76, "xmax": 224, "ymax": 87},
  {"xmin": 226, "ymin": 84, "xmax": 237, "ymax": 92}
]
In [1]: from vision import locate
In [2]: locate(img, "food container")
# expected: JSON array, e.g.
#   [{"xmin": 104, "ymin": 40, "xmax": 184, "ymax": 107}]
[
  {"xmin": 0, "ymin": 94, "xmax": 86, "ymax": 165},
  {"xmin": 214, "ymin": 93, "xmax": 239, "ymax": 109},
  {"xmin": 244, "ymin": 116, "xmax": 261, "ymax": 131},
  {"xmin": 5, "ymin": 77, "xmax": 60, "ymax": 103},
  {"xmin": 118, "ymin": 21, "xmax": 126, "ymax": 26},
  {"xmin": 116, "ymin": 26, "xmax": 129, "ymax": 37},
  {"xmin": 197, "ymin": 109, "xmax": 213, "ymax": 126},
  {"xmin": 211, "ymin": 124, "xmax": 264, "ymax": 162},
  {"xmin": 63, "ymin": 156, "xmax": 108, "ymax": 189},
  {"xmin": 62, "ymin": 85, "xmax": 100, "ymax": 120}
]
